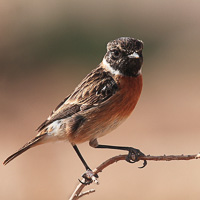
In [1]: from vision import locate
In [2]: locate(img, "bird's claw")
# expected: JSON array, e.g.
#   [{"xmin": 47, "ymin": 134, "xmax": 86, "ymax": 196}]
[
  {"xmin": 125, "ymin": 147, "xmax": 147, "ymax": 168},
  {"xmin": 79, "ymin": 169, "xmax": 99, "ymax": 185},
  {"xmin": 78, "ymin": 178, "xmax": 92, "ymax": 185}
]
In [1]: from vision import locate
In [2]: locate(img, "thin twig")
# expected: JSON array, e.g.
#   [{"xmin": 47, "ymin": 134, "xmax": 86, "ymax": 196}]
[
  {"xmin": 69, "ymin": 153, "xmax": 200, "ymax": 199},
  {"xmin": 78, "ymin": 189, "xmax": 95, "ymax": 198}
]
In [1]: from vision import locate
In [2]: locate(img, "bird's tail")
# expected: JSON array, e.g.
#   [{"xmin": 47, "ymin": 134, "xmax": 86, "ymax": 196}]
[{"xmin": 3, "ymin": 133, "xmax": 47, "ymax": 165}]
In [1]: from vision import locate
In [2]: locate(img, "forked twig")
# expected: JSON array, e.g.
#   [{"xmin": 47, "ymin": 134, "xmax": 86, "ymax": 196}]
[{"xmin": 69, "ymin": 153, "xmax": 200, "ymax": 200}]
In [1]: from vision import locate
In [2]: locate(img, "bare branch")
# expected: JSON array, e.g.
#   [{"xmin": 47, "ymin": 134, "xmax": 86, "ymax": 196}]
[
  {"xmin": 69, "ymin": 183, "xmax": 85, "ymax": 200},
  {"xmin": 69, "ymin": 153, "xmax": 200, "ymax": 199},
  {"xmin": 78, "ymin": 189, "xmax": 95, "ymax": 198}
]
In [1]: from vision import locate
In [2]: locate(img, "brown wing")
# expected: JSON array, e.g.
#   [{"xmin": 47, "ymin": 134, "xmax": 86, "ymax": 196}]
[{"xmin": 37, "ymin": 66, "xmax": 119, "ymax": 132}]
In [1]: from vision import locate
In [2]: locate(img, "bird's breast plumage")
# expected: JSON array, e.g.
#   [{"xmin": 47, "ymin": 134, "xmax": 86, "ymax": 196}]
[{"xmin": 68, "ymin": 74, "xmax": 143, "ymax": 144}]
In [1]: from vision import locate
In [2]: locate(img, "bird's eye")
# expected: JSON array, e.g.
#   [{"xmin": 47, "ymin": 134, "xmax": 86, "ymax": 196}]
[
  {"xmin": 111, "ymin": 49, "xmax": 120, "ymax": 59},
  {"xmin": 114, "ymin": 50, "xmax": 119, "ymax": 56}
]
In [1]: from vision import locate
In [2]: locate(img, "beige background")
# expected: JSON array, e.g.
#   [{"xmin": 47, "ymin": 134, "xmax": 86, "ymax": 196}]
[{"xmin": 1, "ymin": 1, "xmax": 200, "ymax": 199}]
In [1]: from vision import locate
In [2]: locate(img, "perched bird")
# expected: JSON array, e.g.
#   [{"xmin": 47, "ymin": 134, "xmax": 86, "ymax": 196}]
[{"xmin": 4, "ymin": 37, "xmax": 146, "ymax": 182}]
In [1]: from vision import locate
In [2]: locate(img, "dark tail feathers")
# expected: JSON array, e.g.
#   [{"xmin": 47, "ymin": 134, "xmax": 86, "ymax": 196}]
[{"xmin": 3, "ymin": 134, "xmax": 46, "ymax": 165}]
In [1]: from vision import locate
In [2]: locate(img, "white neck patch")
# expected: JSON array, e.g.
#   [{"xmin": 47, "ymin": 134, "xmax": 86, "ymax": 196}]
[{"xmin": 103, "ymin": 58, "xmax": 122, "ymax": 75}]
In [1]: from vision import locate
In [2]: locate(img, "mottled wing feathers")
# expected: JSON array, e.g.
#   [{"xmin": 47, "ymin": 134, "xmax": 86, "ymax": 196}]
[
  {"xmin": 69, "ymin": 67, "xmax": 118, "ymax": 104},
  {"xmin": 37, "ymin": 104, "xmax": 81, "ymax": 131},
  {"xmin": 37, "ymin": 94, "xmax": 71, "ymax": 131},
  {"xmin": 37, "ymin": 67, "xmax": 119, "ymax": 132}
]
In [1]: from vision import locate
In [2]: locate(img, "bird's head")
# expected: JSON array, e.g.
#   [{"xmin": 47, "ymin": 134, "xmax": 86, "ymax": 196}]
[{"xmin": 103, "ymin": 37, "xmax": 143, "ymax": 77}]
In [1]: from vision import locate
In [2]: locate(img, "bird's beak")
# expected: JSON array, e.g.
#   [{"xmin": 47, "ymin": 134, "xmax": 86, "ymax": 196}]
[{"xmin": 128, "ymin": 52, "xmax": 140, "ymax": 59}]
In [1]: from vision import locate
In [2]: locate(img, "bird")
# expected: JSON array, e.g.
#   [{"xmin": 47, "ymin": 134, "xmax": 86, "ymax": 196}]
[{"xmin": 3, "ymin": 37, "xmax": 146, "ymax": 182}]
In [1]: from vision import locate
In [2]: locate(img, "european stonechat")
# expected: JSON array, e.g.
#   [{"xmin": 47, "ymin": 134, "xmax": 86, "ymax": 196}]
[{"xmin": 4, "ymin": 37, "xmax": 146, "ymax": 181}]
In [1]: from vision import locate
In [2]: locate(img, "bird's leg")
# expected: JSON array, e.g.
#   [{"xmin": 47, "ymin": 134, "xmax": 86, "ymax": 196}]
[
  {"xmin": 72, "ymin": 145, "xmax": 98, "ymax": 185},
  {"xmin": 73, "ymin": 145, "xmax": 91, "ymax": 171},
  {"xmin": 89, "ymin": 139, "xmax": 147, "ymax": 168}
]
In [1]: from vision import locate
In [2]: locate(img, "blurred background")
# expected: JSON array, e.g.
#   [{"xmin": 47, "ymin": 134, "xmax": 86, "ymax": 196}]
[{"xmin": 1, "ymin": 0, "xmax": 200, "ymax": 199}]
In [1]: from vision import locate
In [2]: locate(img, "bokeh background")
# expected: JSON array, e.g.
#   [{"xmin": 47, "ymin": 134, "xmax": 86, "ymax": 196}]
[{"xmin": 1, "ymin": 0, "xmax": 200, "ymax": 199}]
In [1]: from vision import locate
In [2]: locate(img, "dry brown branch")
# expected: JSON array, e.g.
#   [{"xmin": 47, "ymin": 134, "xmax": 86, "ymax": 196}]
[
  {"xmin": 69, "ymin": 153, "xmax": 200, "ymax": 200},
  {"xmin": 77, "ymin": 189, "xmax": 95, "ymax": 198}
]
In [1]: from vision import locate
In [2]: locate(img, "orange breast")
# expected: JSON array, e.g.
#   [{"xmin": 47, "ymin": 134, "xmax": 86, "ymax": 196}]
[
  {"xmin": 112, "ymin": 74, "xmax": 143, "ymax": 118},
  {"xmin": 68, "ymin": 74, "xmax": 143, "ymax": 144}
]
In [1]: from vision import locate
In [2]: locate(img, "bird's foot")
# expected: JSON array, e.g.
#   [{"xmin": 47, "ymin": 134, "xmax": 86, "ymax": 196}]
[
  {"xmin": 79, "ymin": 169, "xmax": 99, "ymax": 185},
  {"xmin": 126, "ymin": 147, "xmax": 147, "ymax": 168}
]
